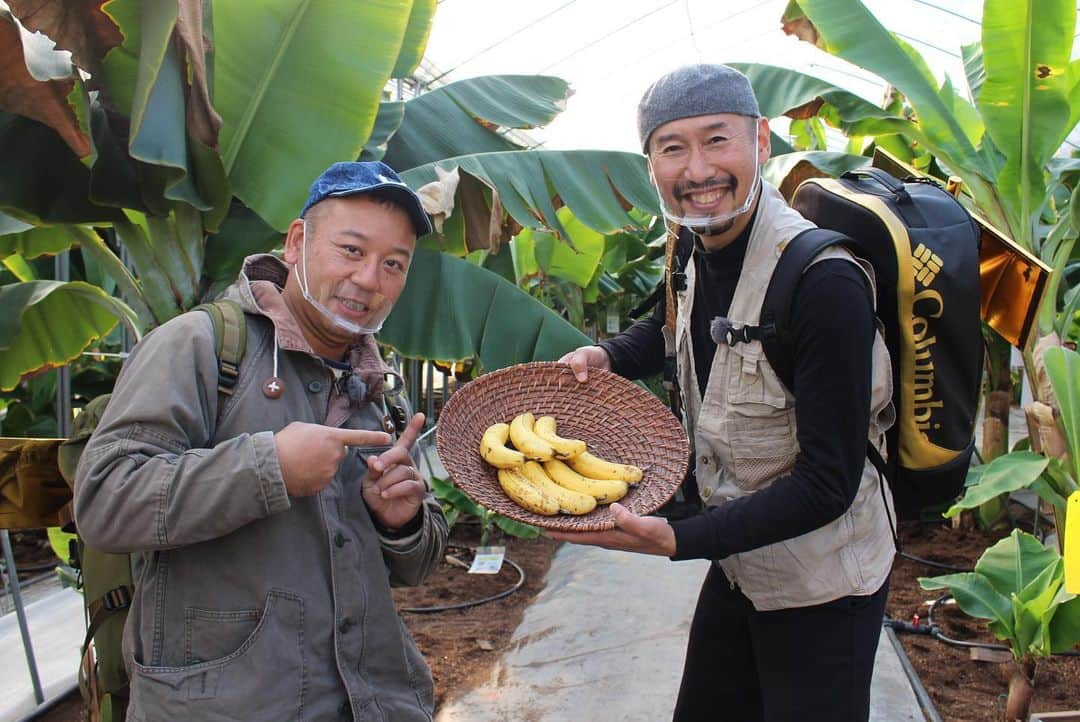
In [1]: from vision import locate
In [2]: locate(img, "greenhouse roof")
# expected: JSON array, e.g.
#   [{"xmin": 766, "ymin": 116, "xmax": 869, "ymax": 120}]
[{"xmin": 420, "ymin": 0, "xmax": 1080, "ymax": 155}]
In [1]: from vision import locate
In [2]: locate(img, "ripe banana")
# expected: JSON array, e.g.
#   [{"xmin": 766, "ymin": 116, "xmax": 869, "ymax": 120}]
[
  {"xmin": 508, "ymin": 413, "xmax": 555, "ymax": 461},
  {"xmin": 479, "ymin": 422, "xmax": 526, "ymax": 469},
  {"xmin": 532, "ymin": 415, "xmax": 587, "ymax": 460},
  {"xmin": 567, "ymin": 450, "xmax": 643, "ymax": 484},
  {"xmin": 543, "ymin": 459, "xmax": 629, "ymax": 504},
  {"xmin": 497, "ymin": 467, "xmax": 559, "ymax": 516},
  {"xmin": 520, "ymin": 461, "xmax": 597, "ymax": 515}
]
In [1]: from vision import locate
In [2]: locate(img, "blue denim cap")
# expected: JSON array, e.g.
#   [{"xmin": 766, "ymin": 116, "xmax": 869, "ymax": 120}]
[{"xmin": 300, "ymin": 161, "xmax": 433, "ymax": 237}]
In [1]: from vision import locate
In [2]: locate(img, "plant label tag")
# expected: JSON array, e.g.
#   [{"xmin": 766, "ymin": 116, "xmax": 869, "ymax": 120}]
[
  {"xmin": 606, "ymin": 306, "xmax": 620, "ymax": 334},
  {"xmin": 469, "ymin": 546, "xmax": 505, "ymax": 574},
  {"xmin": 1065, "ymin": 491, "xmax": 1080, "ymax": 594}
]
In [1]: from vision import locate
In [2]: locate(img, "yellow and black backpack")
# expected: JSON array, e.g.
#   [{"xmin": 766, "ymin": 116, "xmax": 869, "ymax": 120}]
[
  {"xmin": 752, "ymin": 168, "xmax": 983, "ymax": 519},
  {"xmin": 56, "ymin": 299, "xmax": 246, "ymax": 722}
]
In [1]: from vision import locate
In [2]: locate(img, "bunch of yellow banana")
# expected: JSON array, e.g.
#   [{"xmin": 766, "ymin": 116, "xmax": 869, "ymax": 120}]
[{"xmin": 478, "ymin": 413, "xmax": 643, "ymax": 515}]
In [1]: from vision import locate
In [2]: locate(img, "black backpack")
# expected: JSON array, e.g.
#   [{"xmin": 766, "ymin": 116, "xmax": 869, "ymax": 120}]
[{"xmin": 749, "ymin": 168, "xmax": 983, "ymax": 519}]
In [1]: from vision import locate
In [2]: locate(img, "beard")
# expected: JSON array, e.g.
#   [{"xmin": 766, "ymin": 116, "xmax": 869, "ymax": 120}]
[{"xmin": 687, "ymin": 218, "xmax": 736, "ymax": 237}]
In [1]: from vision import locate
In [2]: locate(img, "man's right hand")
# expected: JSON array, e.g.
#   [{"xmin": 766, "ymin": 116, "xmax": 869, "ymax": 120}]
[
  {"xmin": 274, "ymin": 422, "xmax": 391, "ymax": 497},
  {"xmin": 558, "ymin": 345, "xmax": 611, "ymax": 382}
]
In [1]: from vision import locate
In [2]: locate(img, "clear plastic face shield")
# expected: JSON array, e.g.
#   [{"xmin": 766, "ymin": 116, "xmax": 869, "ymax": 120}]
[
  {"xmin": 646, "ymin": 116, "xmax": 763, "ymax": 236},
  {"xmin": 296, "ymin": 219, "xmax": 396, "ymax": 336}
]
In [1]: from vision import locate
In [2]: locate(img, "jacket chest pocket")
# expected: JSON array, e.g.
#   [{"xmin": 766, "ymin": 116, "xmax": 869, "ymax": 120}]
[{"xmin": 724, "ymin": 349, "xmax": 797, "ymax": 490}]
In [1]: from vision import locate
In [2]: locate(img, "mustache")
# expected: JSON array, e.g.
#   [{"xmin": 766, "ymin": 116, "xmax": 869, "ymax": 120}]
[{"xmin": 674, "ymin": 177, "xmax": 737, "ymax": 199}]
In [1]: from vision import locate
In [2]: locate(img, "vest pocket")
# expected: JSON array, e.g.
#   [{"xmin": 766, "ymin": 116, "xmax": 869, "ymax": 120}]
[
  {"xmin": 725, "ymin": 351, "xmax": 797, "ymax": 490},
  {"xmin": 728, "ymin": 411, "xmax": 798, "ymax": 490},
  {"xmin": 128, "ymin": 590, "xmax": 305, "ymax": 720}
]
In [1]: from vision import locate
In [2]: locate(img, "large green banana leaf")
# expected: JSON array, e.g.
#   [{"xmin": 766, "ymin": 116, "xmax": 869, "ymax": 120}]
[
  {"xmin": 391, "ymin": 0, "xmax": 437, "ymax": 78},
  {"xmin": 735, "ymin": 62, "xmax": 934, "ymax": 163},
  {"xmin": 379, "ymin": 248, "xmax": 590, "ymax": 371},
  {"xmin": 1044, "ymin": 346, "xmax": 1080, "ymax": 482},
  {"xmin": 383, "ymin": 75, "xmax": 573, "ymax": 171},
  {"xmin": 213, "ymin": 0, "xmax": 432, "ymax": 231},
  {"xmin": 785, "ymin": 0, "xmax": 1008, "ymax": 234},
  {"xmin": 0, "ymin": 221, "xmax": 77, "ymax": 260},
  {"xmin": 0, "ymin": 281, "xmax": 139, "ymax": 391},
  {"xmin": 511, "ymin": 206, "xmax": 606, "ymax": 287},
  {"xmin": 790, "ymin": 0, "xmax": 984, "ymax": 172},
  {"xmin": 978, "ymin": 0, "xmax": 1075, "ymax": 245},
  {"xmin": 402, "ymin": 150, "xmax": 658, "ymax": 251},
  {"xmin": 359, "ymin": 101, "xmax": 406, "ymax": 162},
  {"xmin": 202, "ymin": 203, "xmax": 284, "ymax": 295},
  {"xmin": 786, "ymin": 0, "xmax": 1079, "ymax": 252},
  {"xmin": 731, "ymin": 63, "xmax": 896, "ymax": 130}
]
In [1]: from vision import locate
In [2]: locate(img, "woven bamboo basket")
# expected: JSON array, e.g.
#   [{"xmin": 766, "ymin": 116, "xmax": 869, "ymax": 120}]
[{"xmin": 435, "ymin": 361, "xmax": 689, "ymax": 531}]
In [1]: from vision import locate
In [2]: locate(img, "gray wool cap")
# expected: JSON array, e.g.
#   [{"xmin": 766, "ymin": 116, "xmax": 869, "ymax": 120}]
[{"xmin": 637, "ymin": 64, "xmax": 760, "ymax": 152}]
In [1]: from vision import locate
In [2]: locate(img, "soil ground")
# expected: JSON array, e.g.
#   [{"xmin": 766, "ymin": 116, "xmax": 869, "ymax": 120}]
[
  {"xmin": 887, "ymin": 519, "xmax": 1080, "ymax": 721},
  {"xmin": 8, "ymin": 519, "xmax": 1080, "ymax": 722}
]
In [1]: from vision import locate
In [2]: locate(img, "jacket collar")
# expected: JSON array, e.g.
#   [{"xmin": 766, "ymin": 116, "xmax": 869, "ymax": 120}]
[{"xmin": 223, "ymin": 254, "xmax": 394, "ymax": 399}]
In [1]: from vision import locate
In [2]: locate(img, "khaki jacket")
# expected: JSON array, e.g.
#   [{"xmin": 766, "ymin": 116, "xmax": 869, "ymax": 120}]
[
  {"xmin": 676, "ymin": 183, "xmax": 896, "ymax": 611},
  {"xmin": 75, "ymin": 255, "xmax": 448, "ymax": 721}
]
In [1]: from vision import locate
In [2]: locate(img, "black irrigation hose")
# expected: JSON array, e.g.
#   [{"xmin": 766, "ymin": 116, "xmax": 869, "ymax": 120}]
[
  {"xmin": 887, "ymin": 595, "xmax": 1080, "ymax": 658},
  {"xmin": 927, "ymin": 593, "xmax": 1080, "ymax": 658},
  {"xmin": 399, "ymin": 545, "xmax": 527, "ymax": 614},
  {"xmin": 896, "ymin": 550, "xmax": 971, "ymax": 573}
]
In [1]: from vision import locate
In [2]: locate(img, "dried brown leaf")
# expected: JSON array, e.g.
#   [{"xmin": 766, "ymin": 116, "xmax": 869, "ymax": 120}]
[
  {"xmin": 175, "ymin": 0, "xmax": 221, "ymax": 149},
  {"xmin": 0, "ymin": 14, "xmax": 89, "ymax": 157},
  {"xmin": 8, "ymin": 0, "xmax": 122, "ymax": 89}
]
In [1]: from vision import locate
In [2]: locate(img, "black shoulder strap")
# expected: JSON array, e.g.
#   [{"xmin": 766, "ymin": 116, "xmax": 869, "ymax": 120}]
[{"xmin": 758, "ymin": 227, "xmax": 852, "ymax": 393}]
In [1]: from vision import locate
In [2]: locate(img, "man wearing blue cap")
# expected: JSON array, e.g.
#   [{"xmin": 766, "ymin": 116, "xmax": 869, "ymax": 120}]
[
  {"xmin": 75, "ymin": 161, "xmax": 448, "ymax": 720},
  {"xmin": 556, "ymin": 65, "xmax": 895, "ymax": 721}
]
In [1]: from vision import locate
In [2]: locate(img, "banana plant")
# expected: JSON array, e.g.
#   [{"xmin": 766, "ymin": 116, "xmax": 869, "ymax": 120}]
[
  {"xmin": 919, "ymin": 529, "xmax": 1080, "ymax": 721},
  {"xmin": 507, "ymin": 207, "xmax": 665, "ymax": 337},
  {"xmin": 380, "ymin": 148, "xmax": 663, "ymax": 368},
  {"xmin": 0, "ymin": 0, "xmax": 437, "ymax": 390},
  {"xmin": 927, "ymin": 338, "xmax": 1080, "ymax": 554}
]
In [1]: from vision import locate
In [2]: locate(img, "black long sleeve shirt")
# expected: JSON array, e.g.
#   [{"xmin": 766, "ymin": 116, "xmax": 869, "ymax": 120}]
[{"xmin": 600, "ymin": 222, "xmax": 876, "ymax": 561}]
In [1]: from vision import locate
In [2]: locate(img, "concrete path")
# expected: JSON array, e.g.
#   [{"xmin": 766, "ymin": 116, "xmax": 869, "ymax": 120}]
[
  {"xmin": 436, "ymin": 544, "xmax": 927, "ymax": 722},
  {"xmin": 0, "ymin": 584, "xmax": 82, "ymax": 722}
]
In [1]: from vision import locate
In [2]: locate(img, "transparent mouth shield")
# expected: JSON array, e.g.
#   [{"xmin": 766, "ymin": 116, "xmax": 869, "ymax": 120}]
[
  {"xmin": 648, "ymin": 130, "xmax": 761, "ymax": 234},
  {"xmin": 297, "ymin": 220, "xmax": 393, "ymax": 336}
]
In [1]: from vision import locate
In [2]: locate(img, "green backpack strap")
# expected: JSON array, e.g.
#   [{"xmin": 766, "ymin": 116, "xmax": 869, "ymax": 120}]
[{"xmin": 192, "ymin": 299, "xmax": 247, "ymax": 396}]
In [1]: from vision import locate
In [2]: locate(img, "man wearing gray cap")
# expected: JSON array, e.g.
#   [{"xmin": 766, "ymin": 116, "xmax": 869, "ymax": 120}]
[
  {"xmin": 555, "ymin": 65, "xmax": 895, "ymax": 721},
  {"xmin": 75, "ymin": 161, "xmax": 448, "ymax": 720}
]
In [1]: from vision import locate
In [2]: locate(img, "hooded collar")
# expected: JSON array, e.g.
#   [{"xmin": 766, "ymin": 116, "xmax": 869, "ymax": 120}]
[{"xmin": 221, "ymin": 253, "xmax": 394, "ymax": 400}]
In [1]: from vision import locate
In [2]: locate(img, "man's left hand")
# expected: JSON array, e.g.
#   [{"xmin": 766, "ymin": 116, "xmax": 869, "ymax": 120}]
[
  {"xmin": 363, "ymin": 412, "xmax": 428, "ymax": 531},
  {"xmin": 546, "ymin": 503, "xmax": 676, "ymax": 557}
]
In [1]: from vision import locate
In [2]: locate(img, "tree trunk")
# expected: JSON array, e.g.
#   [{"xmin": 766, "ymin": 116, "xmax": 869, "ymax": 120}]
[{"xmin": 1000, "ymin": 657, "xmax": 1036, "ymax": 722}]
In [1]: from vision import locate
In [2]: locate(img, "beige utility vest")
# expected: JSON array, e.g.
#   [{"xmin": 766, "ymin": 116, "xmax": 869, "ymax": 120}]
[{"xmin": 675, "ymin": 182, "xmax": 896, "ymax": 611}]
